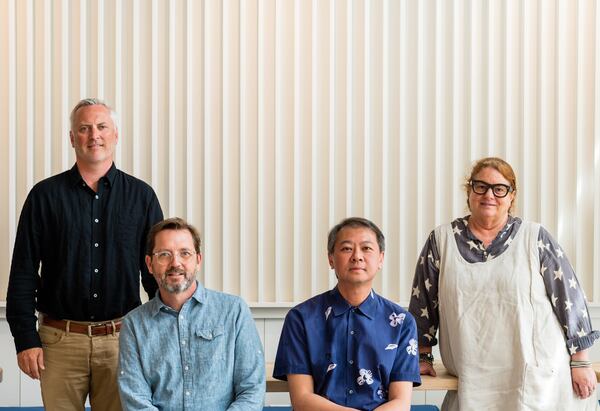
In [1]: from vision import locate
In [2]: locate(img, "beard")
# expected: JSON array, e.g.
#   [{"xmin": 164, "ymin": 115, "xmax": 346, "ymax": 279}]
[{"xmin": 159, "ymin": 268, "xmax": 196, "ymax": 294}]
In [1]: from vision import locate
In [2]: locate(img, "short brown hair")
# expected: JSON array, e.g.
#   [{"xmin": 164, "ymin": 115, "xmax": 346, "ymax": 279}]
[
  {"xmin": 146, "ymin": 217, "xmax": 202, "ymax": 255},
  {"xmin": 464, "ymin": 157, "xmax": 517, "ymax": 213}
]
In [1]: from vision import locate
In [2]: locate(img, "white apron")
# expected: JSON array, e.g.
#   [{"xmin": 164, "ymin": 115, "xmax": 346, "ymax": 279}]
[{"xmin": 435, "ymin": 221, "xmax": 597, "ymax": 411}]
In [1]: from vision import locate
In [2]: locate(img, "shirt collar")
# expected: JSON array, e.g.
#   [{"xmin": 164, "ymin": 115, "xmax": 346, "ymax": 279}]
[
  {"xmin": 328, "ymin": 286, "xmax": 378, "ymax": 320},
  {"xmin": 149, "ymin": 281, "xmax": 206, "ymax": 317},
  {"xmin": 462, "ymin": 214, "xmax": 519, "ymax": 243},
  {"xmin": 68, "ymin": 162, "xmax": 118, "ymax": 187}
]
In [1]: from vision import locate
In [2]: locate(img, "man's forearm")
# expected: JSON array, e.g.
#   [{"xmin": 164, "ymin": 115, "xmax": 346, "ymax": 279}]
[
  {"xmin": 291, "ymin": 393, "xmax": 358, "ymax": 411},
  {"xmin": 373, "ymin": 398, "xmax": 410, "ymax": 411}
]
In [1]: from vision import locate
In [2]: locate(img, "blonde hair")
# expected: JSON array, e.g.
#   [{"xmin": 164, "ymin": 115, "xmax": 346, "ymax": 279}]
[{"xmin": 464, "ymin": 157, "xmax": 517, "ymax": 214}]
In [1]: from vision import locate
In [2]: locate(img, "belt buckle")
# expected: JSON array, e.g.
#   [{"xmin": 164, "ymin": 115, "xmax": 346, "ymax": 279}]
[
  {"xmin": 87, "ymin": 322, "xmax": 104, "ymax": 337},
  {"xmin": 87, "ymin": 321, "xmax": 114, "ymax": 336}
]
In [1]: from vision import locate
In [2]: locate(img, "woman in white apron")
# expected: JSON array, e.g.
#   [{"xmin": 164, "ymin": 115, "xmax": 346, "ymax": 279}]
[{"xmin": 409, "ymin": 157, "xmax": 598, "ymax": 411}]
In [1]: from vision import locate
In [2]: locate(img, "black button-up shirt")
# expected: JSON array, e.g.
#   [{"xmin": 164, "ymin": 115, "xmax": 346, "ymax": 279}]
[{"xmin": 7, "ymin": 163, "xmax": 164, "ymax": 352}]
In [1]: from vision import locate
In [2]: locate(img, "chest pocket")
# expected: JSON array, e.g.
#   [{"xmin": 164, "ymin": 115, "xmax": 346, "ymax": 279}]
[
  {"xmin": 115, "ymin": 214, "xmax": 141, "ymax": 256},
  {"xmin": 194, "ymin": 325, "xmax": 226, "ymax": 363}
]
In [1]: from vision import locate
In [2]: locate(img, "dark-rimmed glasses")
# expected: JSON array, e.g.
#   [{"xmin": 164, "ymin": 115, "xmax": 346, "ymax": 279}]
[{"xmin": 470, "ymin": 180, "xmax": 513, "ymax": 198}]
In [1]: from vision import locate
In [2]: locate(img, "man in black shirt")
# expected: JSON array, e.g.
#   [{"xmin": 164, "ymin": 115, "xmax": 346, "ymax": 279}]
[{"xmin": 6, "ymin": 98, "xmax": 163, "ymax": 410}]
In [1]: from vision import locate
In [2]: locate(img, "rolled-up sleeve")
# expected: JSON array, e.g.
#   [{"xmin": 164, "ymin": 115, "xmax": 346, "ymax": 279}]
[
  {"xmin": 118, "ymin": 316, "xmax": 158, "ymax": 411},
  {"xmin": 227, "ymin": 300, "xmax": 265, "ymax": 411}
]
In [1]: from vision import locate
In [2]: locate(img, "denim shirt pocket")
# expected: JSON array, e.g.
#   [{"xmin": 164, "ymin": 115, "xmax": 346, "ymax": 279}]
[{"xmin": 194, "ymin": 325, "xmax": 226, "ymax": 365}]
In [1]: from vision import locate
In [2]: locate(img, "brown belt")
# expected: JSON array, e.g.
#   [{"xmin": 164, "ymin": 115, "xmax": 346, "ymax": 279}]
[{"xmin": 42, "ymin": 317, "xmax": 122, "ymax": 336}]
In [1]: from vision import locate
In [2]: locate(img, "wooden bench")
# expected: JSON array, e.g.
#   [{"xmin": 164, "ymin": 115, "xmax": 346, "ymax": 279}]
[{"xmin": 266, "ymin": 362, "xmax": 600, "ymax": 392}]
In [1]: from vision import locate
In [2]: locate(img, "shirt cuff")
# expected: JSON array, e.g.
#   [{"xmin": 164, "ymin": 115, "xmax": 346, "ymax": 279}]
[
  {"xmin": 14, "ymin": 331, "xmax": 42, "ymax": 353},
  {"xmin": 566, "ymin": 330, "xmax": 600, "ymax": 353},
  {"xmin": 272, "ymin": 364, "xmax": 312, "ymax": 381},
  {"xmin": 390, "ymin": 371, "xmax": 422, "ymax": 387},
  {"xmin": 418, "ymin": 336, "xmax": 437, "ymax": 347}
]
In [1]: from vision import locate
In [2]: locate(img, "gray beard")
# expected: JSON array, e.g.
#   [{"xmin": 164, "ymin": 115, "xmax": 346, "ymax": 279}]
[{"xmin": 160, "ymin": 271, "xmax": 195, "ymax": 294}]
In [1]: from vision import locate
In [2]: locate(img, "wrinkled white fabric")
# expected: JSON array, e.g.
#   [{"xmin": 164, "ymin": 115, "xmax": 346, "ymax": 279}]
[{"xmin": 435, "ymin": 221, "xmax": 597, "ymax": 411}]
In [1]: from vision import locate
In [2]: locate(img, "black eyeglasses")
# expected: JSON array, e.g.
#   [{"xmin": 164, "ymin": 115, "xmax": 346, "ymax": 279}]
[{"xmin": 470, "ymin": 180, "xmax": 513, "ymax": 198}]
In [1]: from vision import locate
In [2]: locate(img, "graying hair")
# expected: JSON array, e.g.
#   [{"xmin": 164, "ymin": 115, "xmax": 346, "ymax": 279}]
[{"xmin": 70, "ymin": 98, "xmax": 119, "ymax": 131}]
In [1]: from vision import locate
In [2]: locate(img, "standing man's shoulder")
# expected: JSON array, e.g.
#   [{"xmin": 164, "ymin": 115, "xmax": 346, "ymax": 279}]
[
  {"xmin": 114, "ymin": 168, "xmax": 158, "ymax": 196},
  {"xmin": 27, "ymin": 169, "xmax": 74, "ymax": 195}
]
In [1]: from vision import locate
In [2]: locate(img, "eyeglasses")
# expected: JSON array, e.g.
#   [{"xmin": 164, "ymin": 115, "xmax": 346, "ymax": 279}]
[
  {"xmin": 152, "ymin": 249, "xmax": 197, "ymax": 265},
  {"xmin": 470, "ymin": 180, "xmax": 514, "ymax": 198}
]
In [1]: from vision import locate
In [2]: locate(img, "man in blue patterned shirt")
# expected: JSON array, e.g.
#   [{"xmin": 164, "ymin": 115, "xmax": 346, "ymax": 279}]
[
  {"xmin": 118, "ymin": 218, "xmax": 265, "ymax": 410},
  {"xmin": 273, "ymin": 217, "xmax": 421, "ymax": 411}
]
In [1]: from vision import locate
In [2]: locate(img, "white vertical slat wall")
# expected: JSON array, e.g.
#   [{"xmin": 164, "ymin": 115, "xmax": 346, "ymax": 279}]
[{"xmin": 1, "ymin": 0, "xmax": 600, "ymax": 306}]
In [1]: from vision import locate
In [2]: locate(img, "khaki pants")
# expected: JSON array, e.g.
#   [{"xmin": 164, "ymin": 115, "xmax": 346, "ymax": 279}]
[{"xmin": 39, "ymin": 322, "xmax": 121, "ymax": 411}]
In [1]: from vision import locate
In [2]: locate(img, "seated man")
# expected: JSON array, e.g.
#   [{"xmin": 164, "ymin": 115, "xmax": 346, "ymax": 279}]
[
  {"xmin": 273, "ymin": 217, "xmax": 421, "ymax": 411},
  {"xmin": 118, "ymin": 218, "xmax": 265, "ymax": 410}
]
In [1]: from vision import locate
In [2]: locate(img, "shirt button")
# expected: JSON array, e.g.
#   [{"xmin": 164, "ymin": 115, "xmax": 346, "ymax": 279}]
[
  {"xmin": 82, "ymin": 183, "xmax": 86, "ymax": 187},
  {"xmin": 184, "ymin": 366, "xmax": 189, "ymax": 371},
  {"xmin": 349, "ymin": 389, "xmax": 354, "ymax": 394},
  {"xmin": 181, "ymin": 340, "xmax": 186, "ymax": 345},
  {"xmin": 348, "ymin": 360, "xmax": 354, "ymax": 364},
  {"xmin": 94, "ymin": 243, "xmax": 99, "ymax": 247},
  {"xmin": 90, "ymin": 315, "xmax": 95, "ymax": 320},
  {"xmin": 94, "ymin": 268, "xmax": 99, "ymax": 273},
  {"xmin": 185, "ymin": 391, "xmax": 190, "ymax": 396},
  {"xmin": 350, "ymin": 330, "xmax": 355, "ymax": 335},
  {"xmin": 93, "ymin": 293, "xmax": 98, "ymax": 298},
  {"xmin": 95, "ymin": 195, "xmax": 99, "ymax": 199},
  {"xmin": 94, "ymin": 218, "xmax": 99, "ymax": 223}
]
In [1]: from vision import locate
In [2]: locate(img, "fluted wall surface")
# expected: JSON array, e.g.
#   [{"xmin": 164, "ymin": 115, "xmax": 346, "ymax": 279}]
[{"xmin": 1, "ymin": 0, "xmax": 599, "ymax": 305}]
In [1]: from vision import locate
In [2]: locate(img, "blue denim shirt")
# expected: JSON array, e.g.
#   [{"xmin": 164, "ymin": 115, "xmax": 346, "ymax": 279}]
[
  {"xmin": 273, "ymin": 287, "xmax": 421, "ymax": 411},
  {"xmin": 118, "ymin": 282, "xmax": 265, "ymax": 410}
]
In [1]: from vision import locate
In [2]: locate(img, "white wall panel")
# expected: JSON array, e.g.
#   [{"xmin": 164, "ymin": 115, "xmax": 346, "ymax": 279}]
[{"xmin": 1, "ymin": 0, "xmax": 600, "ymax": 308}]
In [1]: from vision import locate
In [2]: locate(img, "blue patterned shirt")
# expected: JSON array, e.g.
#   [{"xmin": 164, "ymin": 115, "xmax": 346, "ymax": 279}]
[
  {"xmin": 273, "ymin": 287, "xmax": 421, "ymax": 411},
  {"xmin": 118, "ymin": 282, "xmax": 265, "ymax": 411}
]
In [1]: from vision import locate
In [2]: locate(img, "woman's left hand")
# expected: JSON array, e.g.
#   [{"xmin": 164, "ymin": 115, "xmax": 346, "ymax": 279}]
[{"xmin": 572, "ymin": 367, "xmax": 597, "ymax": 399}]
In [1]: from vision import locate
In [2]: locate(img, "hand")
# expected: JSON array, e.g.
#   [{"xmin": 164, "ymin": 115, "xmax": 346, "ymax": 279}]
[
  {"xmin": 419, "ymin": 361, "xmax": 436, "ymax": 377},
  {"xmin": 571, "ymin": 367, "xmax": 596, "ymax": 399},
  {"xmin": 17, "ymin": 347, "xmax": 45, "ymax": 380}
]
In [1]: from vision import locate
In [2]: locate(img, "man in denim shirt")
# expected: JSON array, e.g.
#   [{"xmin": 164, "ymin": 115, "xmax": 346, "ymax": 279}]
[{"xmin": 118, "ymin": 218, "xmax": 265, "ymax": 410}]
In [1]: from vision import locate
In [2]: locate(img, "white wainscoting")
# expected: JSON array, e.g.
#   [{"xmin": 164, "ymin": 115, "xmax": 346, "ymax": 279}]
[{"xmin": 2, "ymin": 303, "xmax": 600, "ymax": 407}]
